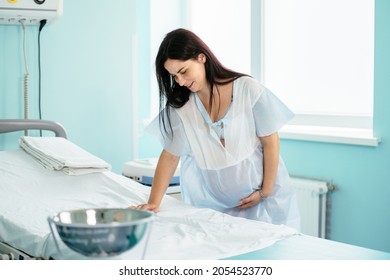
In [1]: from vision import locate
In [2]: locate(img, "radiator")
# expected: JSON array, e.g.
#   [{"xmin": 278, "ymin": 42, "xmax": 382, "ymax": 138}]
[{"xmin": 290, "ymin": 177, "xmax": 332, "ymax": 238}]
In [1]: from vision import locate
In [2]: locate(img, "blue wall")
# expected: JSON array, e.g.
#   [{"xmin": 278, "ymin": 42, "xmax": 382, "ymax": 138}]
[
  {"xmin": 1, "ymin": 0, "xmax": 389, "ymax": 253},
  {"xmin": 0, "ymin": 0, "xmax": 148, "ymax": 172}
]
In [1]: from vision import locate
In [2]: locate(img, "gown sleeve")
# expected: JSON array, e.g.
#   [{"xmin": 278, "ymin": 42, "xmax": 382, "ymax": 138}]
[
  {"xmin": 252, "ymin": 88, "xmax": 295, "ymax": 137},
  {"xmin": 145, "ymin": 108, "xmax": 190, "ymax": 156}
]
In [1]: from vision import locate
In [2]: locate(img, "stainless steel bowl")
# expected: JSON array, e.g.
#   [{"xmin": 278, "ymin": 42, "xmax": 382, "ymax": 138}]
[{"xmin": 48, "ymin": 208, "xmax": 154, "ymax": 257}]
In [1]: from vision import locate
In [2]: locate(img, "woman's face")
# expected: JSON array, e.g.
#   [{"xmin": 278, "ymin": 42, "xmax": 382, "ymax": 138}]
[{"xmin": 164, "ymin": 54, "xmax": 207, "ymax": 93}]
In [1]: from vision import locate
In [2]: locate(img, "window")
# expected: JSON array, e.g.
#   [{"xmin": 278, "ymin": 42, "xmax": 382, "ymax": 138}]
[
  {"xmin": 187, "ymin": 0, "xmax": 251, "ymax": 75},
  {"xmin": 147, "ymin": 0, "xmax": 379, "ymax": 146},
  {"xmin": 261, "ymin": 0, "xmax": 378, "ymax": 146}
]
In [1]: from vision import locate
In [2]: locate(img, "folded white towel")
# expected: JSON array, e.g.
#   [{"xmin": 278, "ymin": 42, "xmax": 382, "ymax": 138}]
[{"xmin": 19, "ymin": 136, "xmax": 111, "ymax": 175}]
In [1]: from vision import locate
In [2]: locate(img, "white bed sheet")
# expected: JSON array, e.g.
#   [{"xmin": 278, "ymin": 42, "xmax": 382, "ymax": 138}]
[{"xmin": 0, "ymin": 149, "xmax": 297, "ymax": 260}]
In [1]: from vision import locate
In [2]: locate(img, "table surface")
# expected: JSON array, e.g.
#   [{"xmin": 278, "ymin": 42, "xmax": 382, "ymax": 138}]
[{"xmin": 226, "ymin": 234, "xmax": 390, "ymax": 260}]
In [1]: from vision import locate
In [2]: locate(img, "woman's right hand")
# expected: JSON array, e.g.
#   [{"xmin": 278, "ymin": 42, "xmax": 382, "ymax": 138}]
[
  {"xmin": 129, "ymin": 203, "xmax": 160, "ymax": 213},
  {"xmin": 129, "ymin": 150, "xmax": 179, "ymax": 214}
]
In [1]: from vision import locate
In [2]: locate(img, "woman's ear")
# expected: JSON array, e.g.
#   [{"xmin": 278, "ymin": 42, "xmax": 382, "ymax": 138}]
[{"xmin": 198, "ymin": 53, "xmax": 206, "ymax": 63}]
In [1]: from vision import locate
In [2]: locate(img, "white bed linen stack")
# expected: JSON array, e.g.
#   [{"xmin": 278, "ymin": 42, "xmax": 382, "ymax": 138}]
[{"xmin": 19, "ymin": 136, "xmax": 111, "ymax": 175}]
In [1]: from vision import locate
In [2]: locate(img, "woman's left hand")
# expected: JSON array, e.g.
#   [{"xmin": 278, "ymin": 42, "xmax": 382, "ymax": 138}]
[{"xmin": 236, "ymin": 190, "xmax": 262, "ymax": 209}]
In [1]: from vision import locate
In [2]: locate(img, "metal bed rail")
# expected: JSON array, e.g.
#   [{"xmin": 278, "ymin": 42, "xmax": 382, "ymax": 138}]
[{"xmin": 0, "ymin": 119, "xmax": 67, "ymax": 138}]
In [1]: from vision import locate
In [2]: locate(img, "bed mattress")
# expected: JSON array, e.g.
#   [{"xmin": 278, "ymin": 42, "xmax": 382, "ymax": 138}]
[{"xmin": 0, "ymin": 149, "xmax": 297, "ymax": 260}]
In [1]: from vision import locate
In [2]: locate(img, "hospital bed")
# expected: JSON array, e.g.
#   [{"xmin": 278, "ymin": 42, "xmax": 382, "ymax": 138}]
[{"xmin": 1, "ymin": 119, "xmax": 389, "ymax": 260}]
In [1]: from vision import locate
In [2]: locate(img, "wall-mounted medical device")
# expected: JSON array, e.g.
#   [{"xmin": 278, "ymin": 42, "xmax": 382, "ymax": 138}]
[
  {"xmin": 123, "ymin": 158, "xmax": 181, "ymax": 186},
  {"xmin": 0, "ymin": 0, "xmax": 63, "ymax": 25}
]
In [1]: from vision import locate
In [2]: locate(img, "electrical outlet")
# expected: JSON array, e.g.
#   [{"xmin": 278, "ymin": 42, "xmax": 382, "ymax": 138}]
[{"xmin": 0, "ymin": 0, "xmax": 63, "ymax": 25}]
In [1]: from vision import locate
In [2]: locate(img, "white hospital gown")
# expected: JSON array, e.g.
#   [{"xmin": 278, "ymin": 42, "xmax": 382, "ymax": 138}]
[{"xmin": 147, "ymin": 76, "xmax": 300, "ymax": 230}]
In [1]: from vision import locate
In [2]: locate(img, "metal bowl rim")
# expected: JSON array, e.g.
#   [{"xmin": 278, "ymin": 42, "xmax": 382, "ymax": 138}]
[{"xmin": 48, "ymin": 208, "xmax": 155, "ymax": 228}]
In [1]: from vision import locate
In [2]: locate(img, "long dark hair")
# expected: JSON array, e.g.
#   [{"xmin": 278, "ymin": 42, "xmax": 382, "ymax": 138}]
[{"xmin": 155, "ymin": 28, "xmax": 247, "ymax": 136}]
